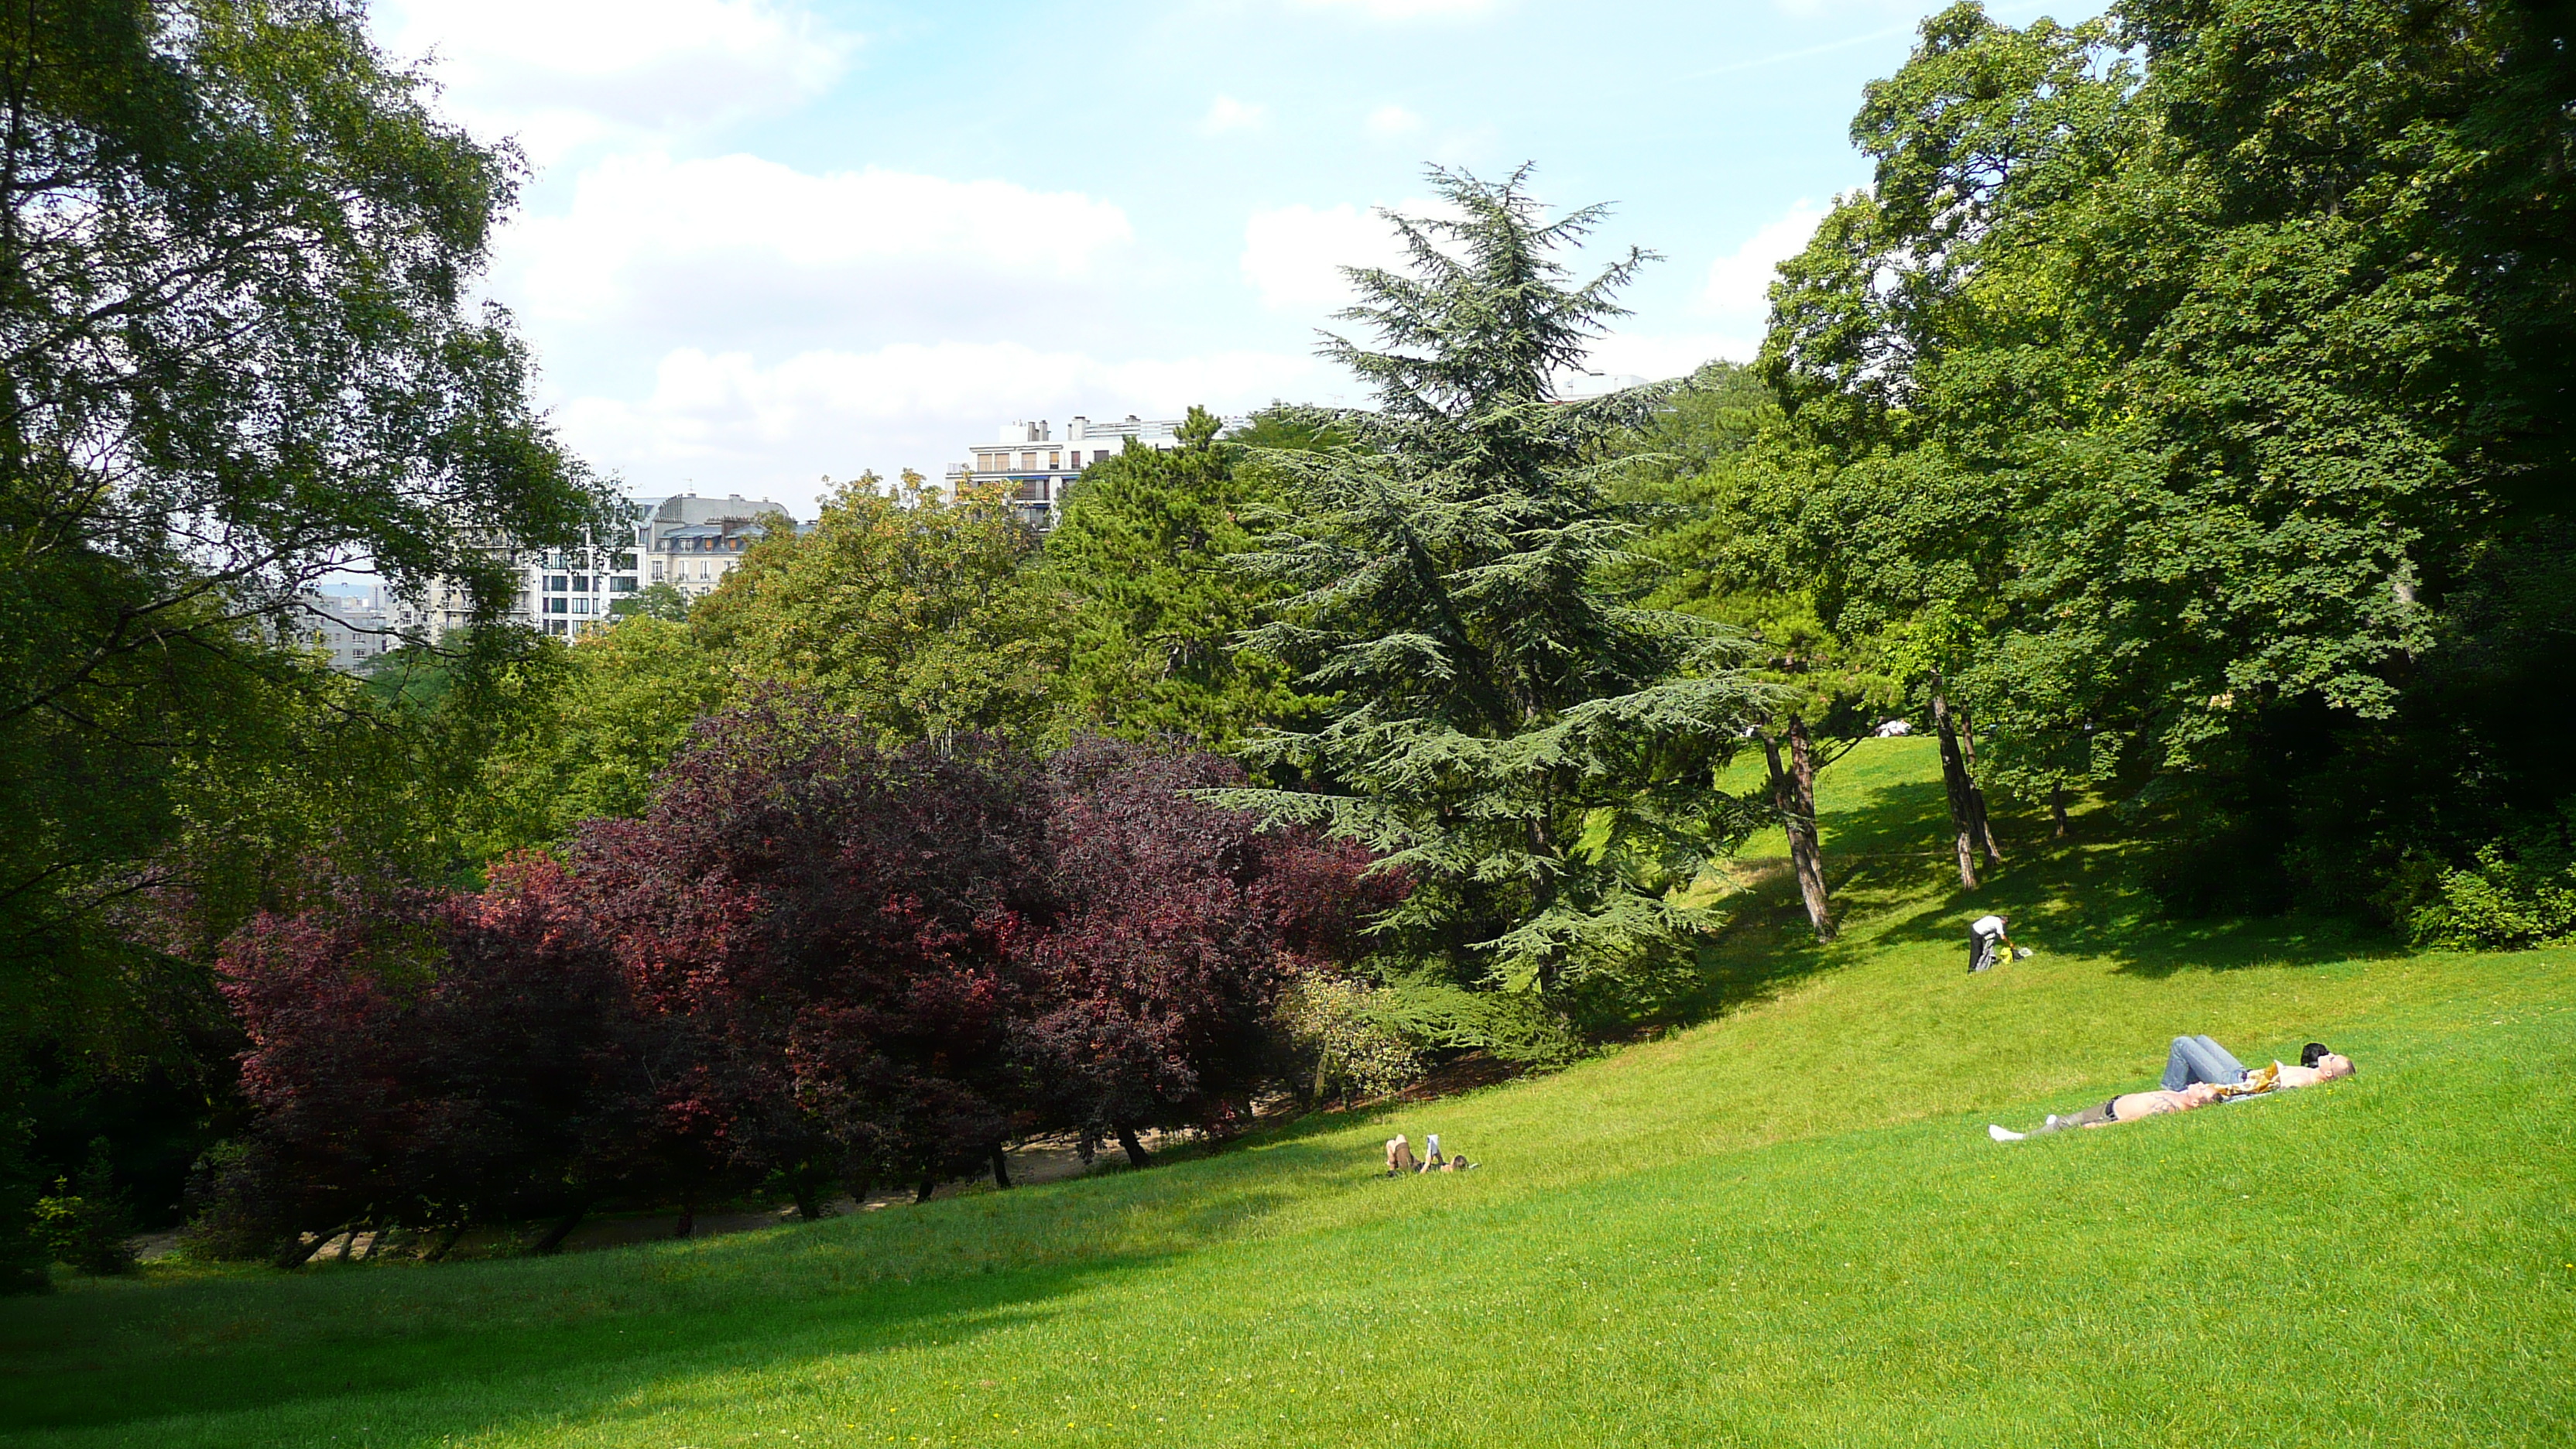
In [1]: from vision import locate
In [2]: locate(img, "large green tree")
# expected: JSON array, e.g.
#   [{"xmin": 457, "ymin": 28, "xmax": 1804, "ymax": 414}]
[
  {"xmin": 1043, "ymin": 406, "xmax": 1322, "ymax": 748},
  {"xmin": 1755, "ymin": 0, "xmax": 2576, "ymax": 914},
  {"xmin": 468, "ymin": 618, "xmax": 728, "ymax": 855},
  {"xmin": 0, "ymin": 0, "xmax": 608, "ymax": 1284},
  {"xmin": 1213, "ymin": 166, "xmax": 1774, "ymax": 1019},
  {"xmin": 690, "ymin": 476, "xmax": 1070, "ymax": 748}
]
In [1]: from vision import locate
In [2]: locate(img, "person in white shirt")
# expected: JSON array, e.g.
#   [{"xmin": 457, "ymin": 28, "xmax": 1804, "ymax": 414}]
[{"xmin": 1968, "ymin": 913, "xmax": 2012, "ymax": 972}]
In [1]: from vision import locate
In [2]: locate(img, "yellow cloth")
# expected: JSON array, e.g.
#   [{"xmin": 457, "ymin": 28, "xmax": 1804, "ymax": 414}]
[{"xmin": 2214, "ymin": 1062, "xmax": 2280, "ymax": 1098}]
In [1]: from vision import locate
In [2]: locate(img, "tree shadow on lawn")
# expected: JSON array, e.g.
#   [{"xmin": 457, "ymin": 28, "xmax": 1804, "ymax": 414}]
[
  {"xmin": 1855, "ymin": 827, "xmax": 2401, "ymax": 980},
  {"xmin": 1686, "ymin": 758, "xmax": 2400, "ymax": 1016},
  {"xmin": 0, "ymin": 1140, "xmax": 1360, "ymax": 1440},
  {"xmin": 0, "ymin": 1250, "xmax": 1146, "ymax": 1438}
]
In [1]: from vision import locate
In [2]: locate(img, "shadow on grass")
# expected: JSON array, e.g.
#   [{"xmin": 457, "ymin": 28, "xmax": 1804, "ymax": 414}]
[
  {"xmin": 1853, "ymin": 825, "xmax": 2401, "ymax": 978},
  {"xmin": 0, "ymin": 1252, "xmax": 1137, "ymax": 1435},
  {"xmin": 0, "ymin": 1128, "xmax": 1379, "ymax": 1439},
  {"xmin": 1684, "ymin": 745, "xmax": 2403, "ymax": 1021}
]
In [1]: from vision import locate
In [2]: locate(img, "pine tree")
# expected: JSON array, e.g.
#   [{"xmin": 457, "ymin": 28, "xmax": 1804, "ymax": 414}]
[{"xmin": 1211, "ymin": 166, "xmax": 1776, "ymax": 1007}]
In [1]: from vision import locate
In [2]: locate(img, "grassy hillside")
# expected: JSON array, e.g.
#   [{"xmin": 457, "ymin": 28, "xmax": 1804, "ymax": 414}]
[{"xmin": 4, "ymin": 740, "xmax": 2570, "ymax": 1447}]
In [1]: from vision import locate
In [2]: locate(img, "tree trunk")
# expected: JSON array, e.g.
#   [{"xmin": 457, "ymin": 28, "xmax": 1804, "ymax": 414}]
[
  {"xmin": 1115, "ymin": 1122, "xmax": 1153, "ymax": 1167},
  {"xmin": 989, "ymin": 1144, "xmax": 1012, "ymax": 1190},
  {"xmin": 332, "ymin": 1228, "xmax": 358, "ymax": 1262},
  {"xmin": 425, "ymin": 1222, "xmax": 468, "ymax": 1262},
  {"xmin": 358, "ymin": 1226, "xmax": 389, "ymax": 1262},
  {"xmin": 1763, "ymin": 719, "xmax": 1835, "ymax": 942},
  {"xmin": 793, "ymin": 1184, "xmax": 821, "ymax": 1221},
  {"xmin": 2050, "ymin": 785, "xmax": 2071, "ymax": 839},
  {"xmin": 1928, "ymin": 670, "xmax": 1981, "ymax": 889},
  {"xmin": 533, "ymin": 1204, "xmax": 589, "ymax": 1255},
  {"xmin": 1311, "ymin": 1053, "xmax": 1330, "ymax": 1108},
  {"xmin": 673, "ymin": 1204, "xmax": 695, "ymax": 1239},
  {"xmin": 1956, "ymin": 707, "xmax": 2004, "ymax": 865},
  {"xmin": 915, "ymin": 1176, "xmax": 937, "ymax": 1204}
]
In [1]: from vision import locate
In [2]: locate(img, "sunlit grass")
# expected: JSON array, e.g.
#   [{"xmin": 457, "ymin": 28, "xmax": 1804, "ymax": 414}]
[{"xmin": 5, "ymin": 739, "xmax": 2570, "ymax": 1447}]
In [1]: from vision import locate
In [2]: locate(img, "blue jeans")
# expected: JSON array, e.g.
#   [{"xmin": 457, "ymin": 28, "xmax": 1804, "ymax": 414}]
[{"xmin": 2162, "ymin": 1035, "xmax": 2249, "ymax": 1091}]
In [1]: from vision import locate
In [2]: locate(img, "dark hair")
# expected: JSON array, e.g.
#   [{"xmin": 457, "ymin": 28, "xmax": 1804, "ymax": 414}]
[{"xmin": 2300, "ymin": 1042, "xmax": 2331, "ymax": 1069}]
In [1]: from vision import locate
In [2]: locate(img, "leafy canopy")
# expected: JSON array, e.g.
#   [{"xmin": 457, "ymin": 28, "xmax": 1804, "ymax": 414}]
[{"xmin": 1214, "ymin": 166, "xmax": 1775, "ymax": 1003}]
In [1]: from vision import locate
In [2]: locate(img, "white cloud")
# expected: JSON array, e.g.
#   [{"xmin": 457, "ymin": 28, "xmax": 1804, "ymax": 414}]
[
  {"xmin": 1700, "ymin": 197, "xmax": 1824, "ymax": 325},
  {"xmin": 1238, "ymin": 200, "xmax": 1470, "ymax": 312},
  {"xmin": 1292, "ymin": 0, "xmax": 1499, "ymax": 17},
  {"xmin": 1365, "ymin": 104, "xmax": 1425, "ymax": 138},
  {"xmin": 375, "ymin": 0, "xmax": 854, "ymax": 159},
  {"xmin": 556, "ymin": 344, "xmax": 1329, "ymax": 512},
  {"xmin": 495, "ymin": 153, "xmax": 1133, "ymax": 346},
  {"xmin": 1584, "ymin": 330, "xmax": 1762, "ymax": 381},
  {"xmin": 1201, "ymin": 95, "xmax": 1269, "ymax": 135}
]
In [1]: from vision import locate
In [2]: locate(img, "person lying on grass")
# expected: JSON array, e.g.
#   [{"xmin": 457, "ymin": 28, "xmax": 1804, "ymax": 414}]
[
  {"xmin": 1988, "ymin": 1081, "xmax": 2228, "ymax": 1140},
  {"xmin": 2163, "ymin": 1036, "xmax": 2356, "ymax": 1094},
  {"xmin": 1987, "ymin": 1042, "xmax": 2358, "ymax": 1142},
  {"xmin": 1386, "ymin": 1134, "xmax": 1419, "ymax": 1175}
]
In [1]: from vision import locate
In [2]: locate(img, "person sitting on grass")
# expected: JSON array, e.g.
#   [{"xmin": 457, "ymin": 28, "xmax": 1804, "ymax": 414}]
[{"xmin": 2163, "ymin": 1036, "xmax": 2357, "ymax": 1094}]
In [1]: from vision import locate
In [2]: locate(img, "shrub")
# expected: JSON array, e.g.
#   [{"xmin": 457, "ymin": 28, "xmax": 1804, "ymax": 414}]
[
  {"xmin": 1275, "ymin": 972, "xmax": 1425, "ymax": 1106},
  {"xmin": 32, "ymin": 1139, "xmax": 136, "ymax": 1276},
  {"xmin": 2409, "ymin": 821, "xmax": 2576, "ymax": 951}
]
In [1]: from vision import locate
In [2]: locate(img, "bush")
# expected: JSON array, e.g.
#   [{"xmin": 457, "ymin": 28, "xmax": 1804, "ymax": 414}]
[
  {"xmin": 0, "ymin": 1115, "xmax": 49, "ymax": 1293},
  {"xmin": 32, "ymin": 1139, "xmax": 136, "ymax": 1276},
  {"xmin": 2409, "ymin": 817, "xmax": 2576, "ymax": 951},
  {"xmin": 1276, "ymin": 972, "xmax": 1425, "ymax": 1106}
]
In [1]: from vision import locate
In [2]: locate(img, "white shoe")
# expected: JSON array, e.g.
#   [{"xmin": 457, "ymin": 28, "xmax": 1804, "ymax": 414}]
[
  {"xmin": 2044, "ymin": 1114, "xmax": 2064, "ymax": 1129},
  {"xmin": 1988, "ymin": 1124, "xmax": 2026, "ymax": 1142}
]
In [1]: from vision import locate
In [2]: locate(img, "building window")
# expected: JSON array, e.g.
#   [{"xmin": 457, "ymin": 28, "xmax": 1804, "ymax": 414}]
[
  {"xmin": 611, "ymin": 576, "xmax": 638, "ymax": 593},
  {"xmin": 573, "ymin": 598, "xmax": 591, "ymax": 615},
  {"xmin": 1021, "ymin": 451, "xmax": 1036, "ymax": 470},
  {"xmin": 613, "ymin": 552, "xmax": 636, "ymax": 570},
  {"xmin": 1049, "ymin": 451, "xmax": 1061, "ymax": 469},
  {"xmin": 546, "ymin": 575, "xmax": 568, "ymax": 591},
  {"xmin": 546, "ymin": 598, "xmax": 566, "ymax": 614},
  {"xmin": 651, "ymin": 561, "xmax": 663, "ymax": 580}
]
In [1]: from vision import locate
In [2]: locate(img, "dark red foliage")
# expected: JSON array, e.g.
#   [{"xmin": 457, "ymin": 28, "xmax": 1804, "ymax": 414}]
[
  {"xmin": 216, "ymin": 857, "xmax": 659, "ymax": 1256},
  {"xmin": 1013, "ymin": 737, "xmax": 1391, "ymax": 1156},
  {"xmin": 211, "ymin": 702, "xmax": 1397, "ymax": 1252},
  {"xmin": 569, "ymin": 693, "xmax": 1051, "ymax": 1193}
]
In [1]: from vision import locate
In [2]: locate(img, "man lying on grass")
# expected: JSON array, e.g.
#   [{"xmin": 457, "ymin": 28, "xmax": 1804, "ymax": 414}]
[{"xmin": 1987, "ymin": 1040, "xmax": 2356, "ymax": 1142}]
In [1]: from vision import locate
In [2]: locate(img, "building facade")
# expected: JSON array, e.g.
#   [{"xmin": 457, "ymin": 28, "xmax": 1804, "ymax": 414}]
[
  {"xmin": 947, "ymin": 416, "xmax": 1211, "ymax": 529},
  {"xmin": 639, "ymin": 494, "xmax": 789, "ymax": 600},
  {"xmin": 389, "ymin": 492, "xmax": 795, "ymax": 642},
  {"xmin": 280, "ymin": 589, "xmax": 394, "ymax": 673}
]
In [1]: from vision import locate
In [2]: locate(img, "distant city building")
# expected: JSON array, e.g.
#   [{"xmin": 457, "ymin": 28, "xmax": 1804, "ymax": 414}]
[
  {"xmin": 389, "ymin": 492, "xmax": 796, "ymax": 642},
  {"xmin": 636, "ymin": 494, "xmax": 791, "ymax": 602},
  {"xmin": 948, "ymin": 415, "xmax": 1239, "ymax": 529},
  {"xmin": 279, "ymin": 588, "xmax": 393, "ymax": 673}
]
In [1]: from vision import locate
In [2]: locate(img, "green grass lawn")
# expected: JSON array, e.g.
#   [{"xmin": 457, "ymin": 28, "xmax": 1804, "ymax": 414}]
[{"xmin": 5, "ymin": 740, "xmax": 2571, "ymax": 1447}]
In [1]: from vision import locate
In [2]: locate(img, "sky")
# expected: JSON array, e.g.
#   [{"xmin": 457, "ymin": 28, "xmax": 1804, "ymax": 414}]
[{"xmin": 373, "ymin": 0, "xmax": 2096, "ymax": 519}]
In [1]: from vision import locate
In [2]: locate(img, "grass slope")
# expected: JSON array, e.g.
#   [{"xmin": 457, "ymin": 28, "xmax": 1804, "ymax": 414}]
[{"xmin": 5, "ymin": 740, "xmax": 2571, "ymax": 1447}]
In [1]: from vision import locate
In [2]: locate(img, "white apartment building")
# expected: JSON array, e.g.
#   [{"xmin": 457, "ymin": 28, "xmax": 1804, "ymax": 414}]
[
  {"xmin": 947, "ymin": 416, "xmax": 1209, "ymax": 529},
  {"xmin": 389, "ymin": 492, "xmax": 796, "ymax": 642},
  {"xmin": 279, "ymin": 589, "xmax": 394, "ymax": 673}
]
